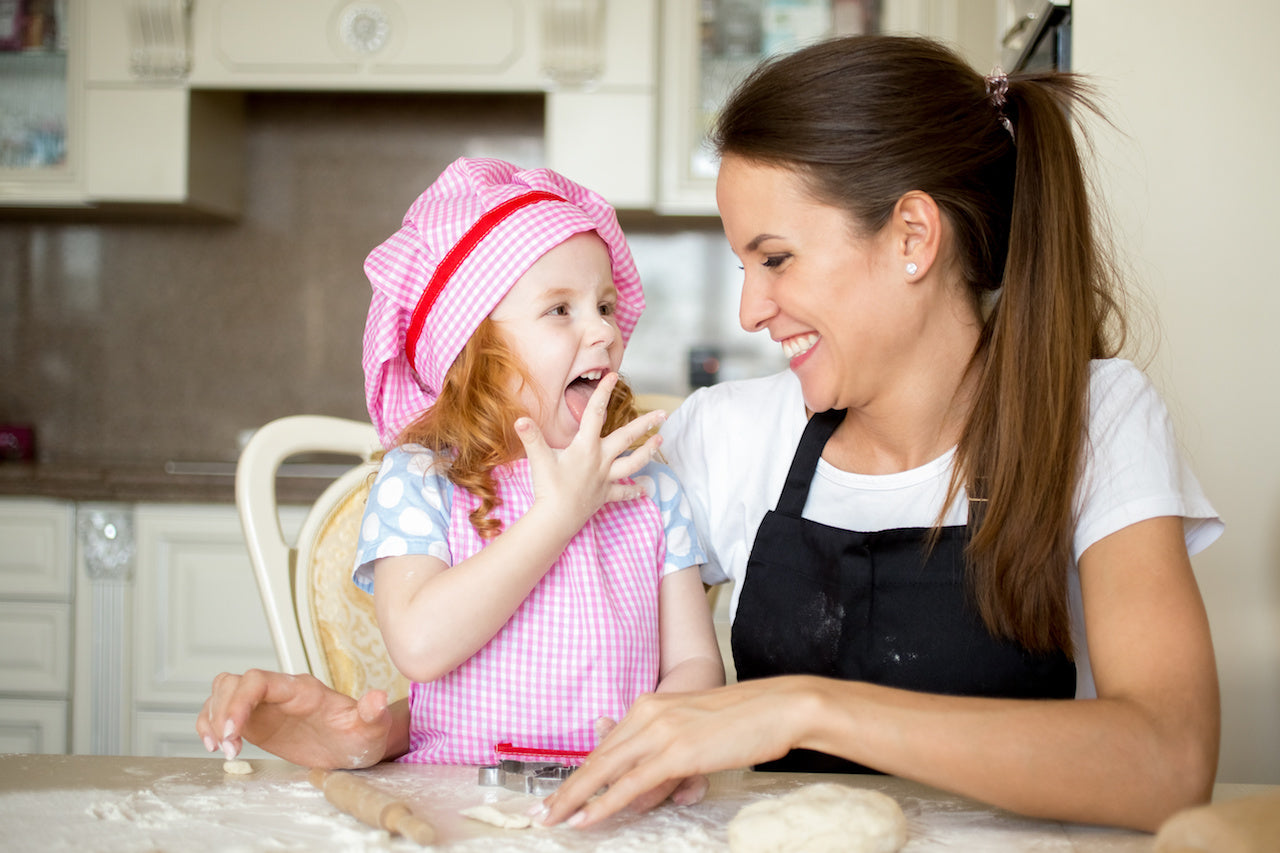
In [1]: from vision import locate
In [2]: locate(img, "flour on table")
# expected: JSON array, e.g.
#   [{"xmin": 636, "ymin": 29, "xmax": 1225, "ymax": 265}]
[
  {"xmin": 222, "ymin": 759, "xmax": 253, "ymax": 775},
  {"xmin": 727, "ymin": 783, "xmax": 908, "ymax": 853}
]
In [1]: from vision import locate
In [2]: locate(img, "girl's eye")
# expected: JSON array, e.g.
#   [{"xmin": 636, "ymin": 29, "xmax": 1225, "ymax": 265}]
[
  {"xmin": 598, "ymin": 302, "xmax": 615, "ymax": 316},
  {"xmin": 548, "ymin": 305, "xmax": 569, "ymax": 316}
]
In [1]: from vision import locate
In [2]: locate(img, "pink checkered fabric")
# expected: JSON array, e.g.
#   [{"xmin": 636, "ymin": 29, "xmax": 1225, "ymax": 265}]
[
  {"xmin": 363, "ymin": 157, "xmax": 644, "ymax": 447},
  {"xmin": 399, "ymin": 459, "xmax": 663, "ymax": 765}
]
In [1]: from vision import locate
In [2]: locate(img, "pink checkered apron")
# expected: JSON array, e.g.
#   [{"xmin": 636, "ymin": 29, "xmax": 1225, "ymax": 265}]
[{"xmin": 398, "ymin": 459, "xmax": 664, "ymax": 765}]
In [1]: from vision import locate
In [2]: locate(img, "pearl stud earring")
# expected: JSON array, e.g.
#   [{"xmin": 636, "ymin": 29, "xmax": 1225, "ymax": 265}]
[{"xmin": 905, "ymin": 262, "xmax": 918, "ymax": 276}]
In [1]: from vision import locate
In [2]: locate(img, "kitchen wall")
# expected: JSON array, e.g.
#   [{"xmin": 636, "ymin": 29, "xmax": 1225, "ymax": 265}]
[
  {"xmin": 1075, "ymin": 1, "xmax": 1280, "ymax": 784},
  {"xmin": 0, "ymin": 91, "xmax": 780, "ymax": 464}
]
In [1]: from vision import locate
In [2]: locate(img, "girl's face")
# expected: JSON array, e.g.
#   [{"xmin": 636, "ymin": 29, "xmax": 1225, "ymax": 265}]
[
  {"xmin": 716, "ymin": 155, "xmax": 919, "ymax": 415},
  {"xmin": 489, "ymin": 231, "xmax": 624, "ymax": 450}
]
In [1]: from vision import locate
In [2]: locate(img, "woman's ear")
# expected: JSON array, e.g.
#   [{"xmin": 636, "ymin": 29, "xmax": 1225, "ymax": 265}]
[{"xmin": 894, "ymin": 191, "xmax": 942, "ymax": 280}]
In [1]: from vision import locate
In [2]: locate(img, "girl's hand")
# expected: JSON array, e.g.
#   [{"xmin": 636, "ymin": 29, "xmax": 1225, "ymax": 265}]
[
  {"xmin": 515, "ymin": 373, "xmax": 665, "ymax": 526},
  {"xmin": 540, "ymin": 678, "xmax": 810, "ymax": 828},
  {"xmin": 197, "ymin": 669, "xmax": 406, "ymax": 769}
]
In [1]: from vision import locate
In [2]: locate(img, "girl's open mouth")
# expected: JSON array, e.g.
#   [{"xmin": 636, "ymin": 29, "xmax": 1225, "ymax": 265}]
[{"xmin": 565, "ymin": 369, "xmax": 606, "ymax": 422}]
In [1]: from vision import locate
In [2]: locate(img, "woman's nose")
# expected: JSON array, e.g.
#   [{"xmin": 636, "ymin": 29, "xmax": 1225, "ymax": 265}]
[{"xmin": 738, "ymin": 274, "xmax": 777, "ymax": 333}]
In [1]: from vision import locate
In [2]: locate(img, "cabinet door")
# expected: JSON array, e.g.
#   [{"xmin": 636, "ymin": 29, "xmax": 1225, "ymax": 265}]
[
  {"xmin": 133, "ymin": 505, "xmax": 281, "ymax": 710},
  {"xmin": 0, "ymin": 0, "xmax": 85, "ymax": 206},
  {"xmin": 190, "ymin": 0, "xmax": 541, "ymax": 90},
  {"xmin": 0, "ymin": 699, "xmax": 68, "ymax": 754},
  {"xmin": 0, "ymin": 499, "xmax": 75, "ymax": 597}
]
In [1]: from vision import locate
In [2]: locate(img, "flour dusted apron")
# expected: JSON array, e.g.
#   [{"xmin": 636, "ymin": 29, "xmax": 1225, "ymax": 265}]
[
  {"xmin": 731, "ymin": 408, "xmax": 1075, "ymax": 773},
  {"xmin": 400, "ymin": 459, "xmax": 664, "ymax": 765}
]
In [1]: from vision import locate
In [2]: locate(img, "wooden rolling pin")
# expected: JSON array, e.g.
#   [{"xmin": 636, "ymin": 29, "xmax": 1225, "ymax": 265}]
[
  {"xmin": 1154, "ymin": 790, "xmax": 1280, "ymax": 853},
  {"xmin": 308, "ymin": 767, "xmax": 436, "ymax": 845}
]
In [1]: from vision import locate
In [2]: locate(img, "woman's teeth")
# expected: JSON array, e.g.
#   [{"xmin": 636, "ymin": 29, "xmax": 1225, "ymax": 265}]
[{"xmin": 781, "ymin": 334, "xmax": 819, "ymax": 359}]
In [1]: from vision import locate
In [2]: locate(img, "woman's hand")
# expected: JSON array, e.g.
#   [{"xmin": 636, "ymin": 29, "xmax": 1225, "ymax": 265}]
[
  {"xmin": 196, "ymin": 669, "xmax": 408, "ymax": 769},
  {"xmin": 541, "ymin": 678, "xmax": 814, "ymax": 828},
  {"xmin": 515, "ymin": 372, "xmax": 665, "ymax": 529}
]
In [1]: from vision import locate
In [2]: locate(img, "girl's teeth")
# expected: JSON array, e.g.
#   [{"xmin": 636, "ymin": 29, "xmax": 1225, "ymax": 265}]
[{"xmin": 782, "ymin": 334, "xmax": 819, "ymax": 359}]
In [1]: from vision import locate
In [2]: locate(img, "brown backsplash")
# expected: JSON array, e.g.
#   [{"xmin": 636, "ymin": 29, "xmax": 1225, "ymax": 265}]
[{"xmin": 0, "ymin": 92, "xmax": 760, "ymax": 466}]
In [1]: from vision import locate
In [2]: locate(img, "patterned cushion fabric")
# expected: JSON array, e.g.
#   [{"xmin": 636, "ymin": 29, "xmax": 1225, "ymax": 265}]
[{"xmin": 306, "ymin": 478, "xmax": 409, "ymax": 703}]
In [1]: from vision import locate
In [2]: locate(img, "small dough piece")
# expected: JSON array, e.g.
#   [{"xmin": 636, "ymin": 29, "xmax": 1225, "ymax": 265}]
[
  {"xmin": 728, "ymin": 783, "xmax": 908, "ymax": 853},
  {"xmin": 460, "ymin": 804, "xmax": 534, "ymax": 829},
  {"xmin": 222, "ymin": 759, "xmax": 254, "ymax": 775}
]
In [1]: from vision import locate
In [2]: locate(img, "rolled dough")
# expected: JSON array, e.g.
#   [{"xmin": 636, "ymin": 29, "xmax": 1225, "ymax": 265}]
[
  {"xmin": 222, "ymin": 759, "xmax": 253, "ymax": 775},
  {"xmin": 728, "ymin": 783, "xmax": 908, "ymax": 853},
  {"xmin": 460, "ymin": 804, "xmax": 536, "ymax": 830}
]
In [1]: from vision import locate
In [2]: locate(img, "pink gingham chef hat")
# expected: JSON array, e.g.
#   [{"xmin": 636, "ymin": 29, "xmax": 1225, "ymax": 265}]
[{"xmin": 362, "ymin": 157, "xmax": 644, "ymax": 447}]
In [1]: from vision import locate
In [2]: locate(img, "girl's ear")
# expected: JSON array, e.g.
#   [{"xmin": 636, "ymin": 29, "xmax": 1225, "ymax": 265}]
[{"xmin": 894, "ymin": 191, "xmax": 943, "ymax": 280}]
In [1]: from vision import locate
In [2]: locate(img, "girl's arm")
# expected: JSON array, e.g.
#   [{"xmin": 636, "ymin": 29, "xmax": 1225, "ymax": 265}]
[
  {"xmin": 375, "ymin": 374, "xmax": 666, "ymax": 683},
  {"xmin": 543, "ymin": 515, "xmax": 1219, "ymax": 832},
  {"xmin": 654, "ymin": 566, "xmax": 725, "ymax": 695}
]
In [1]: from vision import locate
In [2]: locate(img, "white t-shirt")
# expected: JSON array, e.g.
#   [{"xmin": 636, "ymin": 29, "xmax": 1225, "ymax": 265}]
[{"xmin": 660, "ymin": 359, "xmax": 1223, "ymax": 698}]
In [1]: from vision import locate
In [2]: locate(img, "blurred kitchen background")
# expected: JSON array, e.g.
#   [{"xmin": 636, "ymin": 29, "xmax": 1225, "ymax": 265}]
[{"xmin": 2, "ymin": 0, "xmax": 1278, "ymax": 788}]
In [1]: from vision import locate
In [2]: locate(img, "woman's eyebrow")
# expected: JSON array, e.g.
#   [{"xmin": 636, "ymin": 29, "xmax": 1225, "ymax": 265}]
[{"xmin": 746, "ymin": 233, "xmax": 783, "ymax": 252}]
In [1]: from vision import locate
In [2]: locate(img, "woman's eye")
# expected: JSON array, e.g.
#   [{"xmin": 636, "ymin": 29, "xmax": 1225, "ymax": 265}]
[{"xmin": 762, "ymin": 254, "xmax": 790, "ymax": 269}]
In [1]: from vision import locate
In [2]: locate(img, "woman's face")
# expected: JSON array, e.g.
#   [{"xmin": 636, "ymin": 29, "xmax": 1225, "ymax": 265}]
[
  {"xmin": 716, "ymin": 155, "xmax": 921, "ymax": 414},
  {"xmin": 489, "ymin": 231, "xmax": 624, "ymax": 450}
]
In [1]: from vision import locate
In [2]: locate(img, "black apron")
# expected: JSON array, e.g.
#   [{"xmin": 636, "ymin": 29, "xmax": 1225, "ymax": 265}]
[{"xmin": 731, "ymin": 408, "xmax": 1075, "ymax": 773}]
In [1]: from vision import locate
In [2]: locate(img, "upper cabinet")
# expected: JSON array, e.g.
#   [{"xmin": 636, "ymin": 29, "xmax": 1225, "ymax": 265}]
[
  {"xmin": 187, "ymin": 0, "xmax": 658, "ymax": 210},
  {"xmin": 657, "ymin": 0, "xmax": 998, "ymax": 215},
  {"xmin": 1, "ymin": 0, "xmax": 245, "ymax": 216},
  {"xmin": 0, "ymin": 0, "xmax": 85, "ymax": 206}
]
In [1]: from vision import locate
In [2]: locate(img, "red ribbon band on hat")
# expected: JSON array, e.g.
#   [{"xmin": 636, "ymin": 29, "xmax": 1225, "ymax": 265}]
[{"xmin": 404, "ymin": 189, "xmax": 567, "ymax": 370}]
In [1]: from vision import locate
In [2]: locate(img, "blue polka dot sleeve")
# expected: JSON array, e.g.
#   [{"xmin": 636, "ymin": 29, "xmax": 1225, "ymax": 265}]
[
  {"xmin": 352, "ymin": 445, "xmax": 454, "ymax": 593},
  {"xmin": 632, "ymin": 460, "xmax": 707, "ymax": 577}
]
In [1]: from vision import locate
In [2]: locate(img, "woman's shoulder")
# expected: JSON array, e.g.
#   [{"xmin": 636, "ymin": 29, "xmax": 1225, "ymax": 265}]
[{"xmin": 1086, "ymin": 358, "xmax": 1166, "ymax": 428}]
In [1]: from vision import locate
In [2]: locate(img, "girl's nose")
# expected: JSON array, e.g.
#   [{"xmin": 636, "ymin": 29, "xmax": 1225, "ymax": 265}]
[
  {"xmin": 588, "ymin": 314, "xmax": 618, "ymax": 348},
  {"xmin": 738, "ymin": 274, "xmax": 778, "ymax": 333}
]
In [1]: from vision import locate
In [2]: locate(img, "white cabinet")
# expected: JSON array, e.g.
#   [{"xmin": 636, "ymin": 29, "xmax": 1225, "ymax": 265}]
[
  {"xmin": 0, "ymin": 2, "xmax": 85, "ymax": 206},
  {"xmin": 1, "ymin": 0, "xmax": 244, "ymax": 215},
  {"xmin": 656, "ymin": 0, "xmax": 998, "ymax": 215},
  {"xmin": 125, "ymin": 503, "xmax": 298, "ymax": 757},
  {"xmin": 82, "ymin": 0, "xmax": 244, "ymax": 217},
  {"xmin": 191, "ymin": 0, "xmax": 541, "ymax": 90},
  {"xmin": 0, "ymin": 498, "xmax": 75, "ymax": 755}
]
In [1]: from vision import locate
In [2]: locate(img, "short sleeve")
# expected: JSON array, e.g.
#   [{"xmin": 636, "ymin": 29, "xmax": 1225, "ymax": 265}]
[
  {"xmin": 1074, "ymin": 360, "xmax": 1223, "ymax": 559},
  {"xmin": 631, "ymin": 460, "xmax": 707, "ymax": 577},
  {"xmin": 352, "ymin": 444, "xmax": 454, "ymax": 593}
]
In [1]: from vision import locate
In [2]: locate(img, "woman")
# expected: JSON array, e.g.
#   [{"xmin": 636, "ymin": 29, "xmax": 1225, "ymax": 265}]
[
  {"xmin": 202, "ymin": 35, "xmax": 1221, "ymax": 832},
  {"xmin": 540, "ymin": 35, "xmax": 1221, "ymax": 832}
]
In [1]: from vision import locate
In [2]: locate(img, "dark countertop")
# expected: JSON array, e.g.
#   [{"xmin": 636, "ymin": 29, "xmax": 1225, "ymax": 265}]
[{"xmin": 0, "ymin": 460, "xmax": 340, "ymax": 505}]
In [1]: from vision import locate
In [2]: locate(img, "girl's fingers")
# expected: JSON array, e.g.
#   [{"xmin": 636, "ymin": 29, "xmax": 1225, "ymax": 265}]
[{"xmin": 575, "ymin": 373, "xmax": 620, "ymax": 440}]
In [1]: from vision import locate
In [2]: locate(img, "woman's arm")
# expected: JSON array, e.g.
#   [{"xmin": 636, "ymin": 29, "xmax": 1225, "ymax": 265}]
[
  {"xmin": 198, "ymin": 670, "xmax": 411, "ymax": 768},
  {"xmin": 544, "ymin": 515, "xmax": 1219, "ymax": 831},
  {"xmin": 375, "ymin": 374, "xmax": 666, "ymax": 683}
]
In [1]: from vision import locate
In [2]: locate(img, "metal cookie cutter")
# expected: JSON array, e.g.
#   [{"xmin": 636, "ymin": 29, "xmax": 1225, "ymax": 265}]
[
  {"xmin": 478, "ymin": 760, "xmax": 577, "ymax": 795},
  {"xmin": 478, "ymin": 743, "xmax": 588, "ymax": 795}
]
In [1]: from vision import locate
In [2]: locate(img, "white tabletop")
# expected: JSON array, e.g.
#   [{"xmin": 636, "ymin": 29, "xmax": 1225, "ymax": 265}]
[{"xmin": 0, "ymin": 753, "xmax": 1271, "ymax": 852}]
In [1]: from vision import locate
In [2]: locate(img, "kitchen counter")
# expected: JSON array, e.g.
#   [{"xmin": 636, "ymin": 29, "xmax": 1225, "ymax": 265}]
[
  {"xmin": 0, "ymin": 459, "xmax": 345, "ymax": 504},
  {"xmin": 3, "ymin": 753, "xmax": 1271, "ymax": 852}
]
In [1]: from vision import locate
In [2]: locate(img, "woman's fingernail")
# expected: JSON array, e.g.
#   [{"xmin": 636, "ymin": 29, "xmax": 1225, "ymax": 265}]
[
  {"xmin": 221, "ymin": 740, "xmax": 238, "ymax": 760},
  {"xmin": 526, "ymin": 804, "xmax": 549, "ymax": 820},
  {"xmin": 222, "ymin": 719, "xmax": 235, "ymax": 739},
  {"xmin": 203, "ymin": 735, "xmax": 217, "ymax": 753},
  {"xmin": 567, "ymin": 811, "xmax": 587, "ymax": 828}
]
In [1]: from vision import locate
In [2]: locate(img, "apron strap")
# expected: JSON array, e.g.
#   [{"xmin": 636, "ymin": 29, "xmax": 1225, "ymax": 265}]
[{"xmin": 776, "ymin": 408, "xmax": 846, "ymax": 516}]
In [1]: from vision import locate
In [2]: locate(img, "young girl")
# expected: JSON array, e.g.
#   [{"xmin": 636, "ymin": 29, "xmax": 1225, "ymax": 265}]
[{"xmin": 351, "ymin": 156, "xmax": 723, "ymax": 766}]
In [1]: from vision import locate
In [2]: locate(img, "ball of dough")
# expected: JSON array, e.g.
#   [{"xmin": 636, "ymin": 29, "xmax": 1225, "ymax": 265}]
[
  {"xmin": 728, "ymin": 783, "xmax": 908, "ymax": 853},
  {"xmin": 222, "ymin": 759, "xmax": 254, "ymax": 775}
]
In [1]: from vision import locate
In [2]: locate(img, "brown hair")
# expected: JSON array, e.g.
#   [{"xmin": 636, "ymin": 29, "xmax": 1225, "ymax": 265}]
[
  {"xmin": 397, "ymin": 316, "xmax": 641, "ymax": 539},
  {"xmin": 712, "ymin": 35, "xmax": 1125, "ymax": 654}
]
